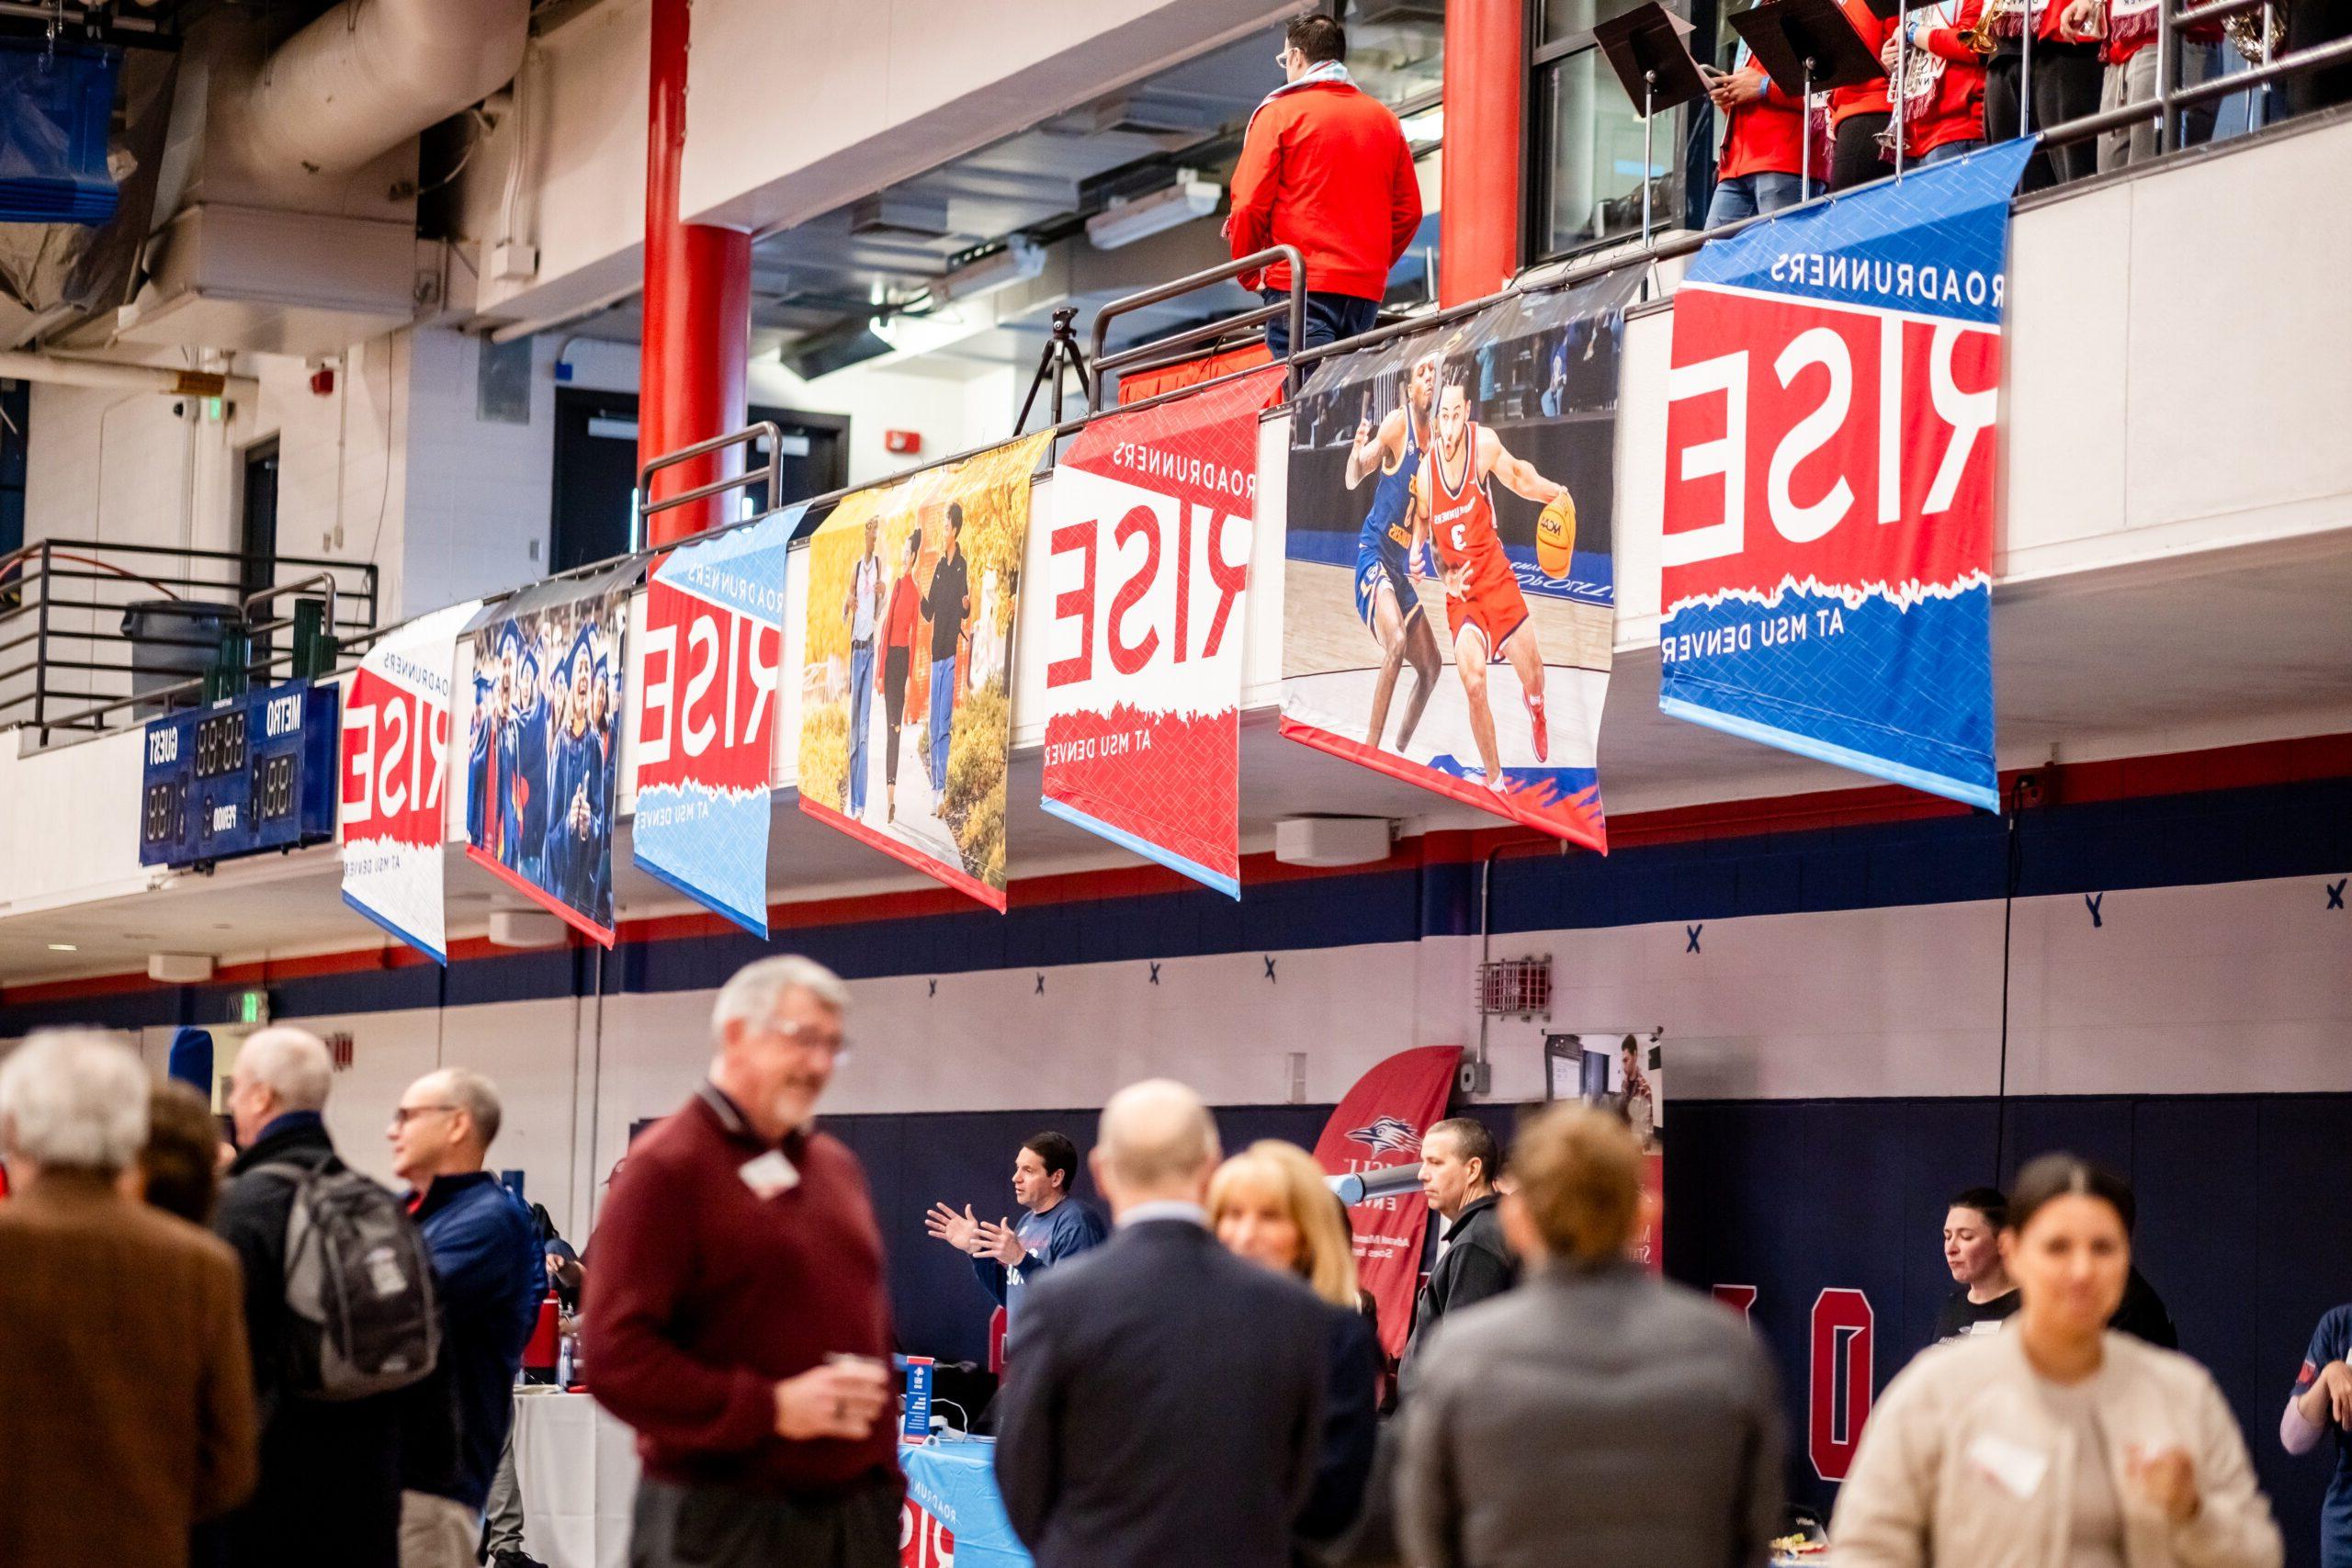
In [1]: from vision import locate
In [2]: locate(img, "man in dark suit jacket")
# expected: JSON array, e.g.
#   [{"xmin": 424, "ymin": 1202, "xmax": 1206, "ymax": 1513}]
[{"xmin": 994, "ymin": 1079, "xmax": 1330, "ymax": 1568}]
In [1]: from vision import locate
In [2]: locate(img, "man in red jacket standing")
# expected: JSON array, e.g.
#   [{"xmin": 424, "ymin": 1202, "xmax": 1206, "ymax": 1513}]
[
  {"xmin": 1702, "ymin": 47, "xmax": 1823, "ymax": 226},
  {"xmin": 1227, "ymin": 14, "xmax": 1421, "ymax": 358}
]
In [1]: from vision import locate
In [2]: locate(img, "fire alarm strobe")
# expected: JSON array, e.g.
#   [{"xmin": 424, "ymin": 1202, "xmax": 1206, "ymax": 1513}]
[{"xmin": 885, "ymin": 429, "xmax": 922, "ymax": 455}]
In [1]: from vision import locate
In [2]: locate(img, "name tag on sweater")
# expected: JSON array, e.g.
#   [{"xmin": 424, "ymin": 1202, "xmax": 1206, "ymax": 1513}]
[
  {"xmin": 738, "ymin": 1149, "xmax": 800, "ymax": 1199},
  {"xmin": 1967, "ymin": 1433, "xmax": 2051, "ymax": 1499}
]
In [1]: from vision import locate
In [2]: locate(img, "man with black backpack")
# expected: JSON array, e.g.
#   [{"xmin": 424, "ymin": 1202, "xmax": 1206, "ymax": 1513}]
[{"xmin": 216, "ymin": 1026, "xmax": 441, "ymax": 1568}]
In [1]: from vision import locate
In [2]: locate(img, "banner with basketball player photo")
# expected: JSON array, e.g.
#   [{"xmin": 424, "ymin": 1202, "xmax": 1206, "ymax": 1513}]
[
  {"xmin": 338, "ymin": 598, "xmax": 480, "ymax": 964},
  {"xmin": 1043, "ymin": 365, "xmax": 1288, "ymax": 897},
  {"xmin": 458, "ymin": 560, "xmax": 635, "ymax": 945},
  {"xmin": 632, "ymin": 504, "xmax": 803, "ymax": 939},
  {"xmin": 797, "ymin": 431, "xmax": 1053, "ymax": 910},
  {"xmin": 1656, "ymin": 140, "xmax": 2035, "ymax": 811},
  {"xmin": 1281, "ymin": 271, "xmax": 1637, "ymax": 850}
]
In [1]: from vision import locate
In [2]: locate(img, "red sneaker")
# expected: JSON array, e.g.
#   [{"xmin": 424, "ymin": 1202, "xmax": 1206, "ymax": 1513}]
[{"xmin": 1526, "ymin": 694, "xmax": 1549, "ymax": 763}]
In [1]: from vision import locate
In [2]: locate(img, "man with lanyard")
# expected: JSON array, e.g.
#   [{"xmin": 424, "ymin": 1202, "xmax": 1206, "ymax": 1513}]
[
  {"xmin": 925, "ymin": 1132, "xmax": 1107, "ymax": 1355},
  {"xmin": 1398, "ymin": 1116, "xmax": 1516, "ymax": 1398},
  {"xmin": 842, "ymin": 515, "xmax": 885, "ymax": 822}
]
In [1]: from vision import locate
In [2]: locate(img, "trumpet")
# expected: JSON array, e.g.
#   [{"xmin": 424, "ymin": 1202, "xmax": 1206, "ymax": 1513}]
[{"xmin": 1961, "ymin": 0, "xmax": 2020, "ymax": 51}]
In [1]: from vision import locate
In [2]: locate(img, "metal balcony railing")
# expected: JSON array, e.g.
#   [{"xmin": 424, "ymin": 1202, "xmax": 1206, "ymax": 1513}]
[{"xmin": 0, "ymin": 540, "xmax": 378, "ymax": 743}]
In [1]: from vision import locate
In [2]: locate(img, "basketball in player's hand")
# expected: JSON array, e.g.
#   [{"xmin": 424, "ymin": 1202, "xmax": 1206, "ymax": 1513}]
[{"xmin": 1535, "ymin": 493, "xmax": 1577, "ymax": 579}]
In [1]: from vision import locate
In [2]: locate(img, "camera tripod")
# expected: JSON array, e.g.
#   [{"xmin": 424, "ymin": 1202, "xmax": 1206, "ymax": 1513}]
[{"xmin": 1016, "ymin": 306, "xmax": 1090, "ymax": 434}]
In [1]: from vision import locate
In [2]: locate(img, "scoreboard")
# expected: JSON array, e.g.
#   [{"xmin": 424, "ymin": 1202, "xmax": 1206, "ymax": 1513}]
[{"xmin": 140, "ymin": 680, "xmax": 340, "ymax": 868}]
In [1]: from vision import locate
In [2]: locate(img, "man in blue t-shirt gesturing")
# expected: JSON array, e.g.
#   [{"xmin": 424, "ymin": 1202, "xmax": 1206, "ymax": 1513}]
[
  {"xmin": 2285, "ymin": 1302, "xmax": 2352, "ymax": 1568},
  {"xmin": 927, "ymin": 1132, "xmax": 1106, "ymax": 1353}
]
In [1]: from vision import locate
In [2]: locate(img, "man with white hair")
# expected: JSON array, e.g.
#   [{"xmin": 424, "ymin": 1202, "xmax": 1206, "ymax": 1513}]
[
  {"xmin": 0, "ymin": 1029, "xmax": 257, "ymax": 1568},
  {"xmin": 993, "ymin": 1079, "xmax": 1332, "ymax": 1568},
  {"xmin": 387, "ymin": 1068, "xmax": 545, "ymax": 1568},
  {"xmin": 214, "ymin": 1025, "xmax": 413, "ymax": 1568},
  {"xmin": 583, "ymin": 955, "xmax": 900, "ymax": 1568}
]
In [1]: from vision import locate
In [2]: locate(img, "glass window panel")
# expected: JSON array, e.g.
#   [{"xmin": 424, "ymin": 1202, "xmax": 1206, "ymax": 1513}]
[
  {"xmin": 1344, "ymin": 1, "xmax": 1446, "ymax": 107},
  {"xmin": 1540, "ymin": 0, "xmax": 1653, "ymax": 47},
  {"xmin": 1536, "ymin": 46, "xmax": 1671, "ymax": 255}
]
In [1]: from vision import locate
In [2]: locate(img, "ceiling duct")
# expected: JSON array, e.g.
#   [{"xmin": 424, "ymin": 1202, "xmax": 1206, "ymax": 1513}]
[
  {"xmin": 215, "ymin": 0, "xmax": 530, "ymax": 190},
  {"xmin": 848, "ymin": 193, "xmax": 951, "ymax": 241}
]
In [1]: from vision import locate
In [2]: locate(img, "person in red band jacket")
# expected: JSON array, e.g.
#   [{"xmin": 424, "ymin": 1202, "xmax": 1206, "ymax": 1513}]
[
  {"xmin": 1979, "ymin": 0, "xmax": 2105, "ymax": 189},
  {"xmin": 1882, "ymin": 0, "xmax": 1990, "ymax": 164},
  {"xmin": 1702, "ymin": 49, "xmax": 1824, "ymax": 226},
  {"xmin": 1828, "ymin": 0, "xmax": 1901, "ymax": 188},
  {"xmin": 2064, "ymin": 0, "xmax": 2222, "ymax": 171},
  {"xmin": 1226, "ymin": 13, "xmax": 1419, "ymax": 359}
]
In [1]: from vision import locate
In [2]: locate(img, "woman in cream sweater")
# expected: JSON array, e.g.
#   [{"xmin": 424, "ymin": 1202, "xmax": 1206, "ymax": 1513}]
[{"xmin": 1831, "ymin": 1154, "xmax": 2281, "ymax": 1568}]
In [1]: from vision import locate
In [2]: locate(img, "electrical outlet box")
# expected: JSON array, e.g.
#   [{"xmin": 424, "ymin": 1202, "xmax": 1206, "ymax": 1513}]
[
  {"xmin": 488, "ymin": 241, "xmax": 539, "ymax": 284},
  {"xmin": 1457, "ymin": 1058, "xmax": 1490, "ymax": 1096}
]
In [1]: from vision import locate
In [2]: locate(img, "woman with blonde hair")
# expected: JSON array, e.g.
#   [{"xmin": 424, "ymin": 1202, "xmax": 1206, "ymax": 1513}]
[
  {"xmin": 1397, "ymin": 1105, "xmax": 1785, "ymax": 1568},
  {"xmin": 1209, "ymin": 1139, "xmax": 1381, "ymax": 1559},
  {"xmin": 1833, "ymin": 1153, "xmax": 2281, "ymax": 1568}
]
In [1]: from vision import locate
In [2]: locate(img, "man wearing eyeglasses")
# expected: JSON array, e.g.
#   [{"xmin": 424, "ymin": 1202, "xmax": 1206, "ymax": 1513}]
[
  {"xmin": 1227, "ymin": 14, "xmax": 1421, "ymax": 357},
  {"xmin": 387, "ymin": 1069, "xmax": 547, "ymax": 1568},
  {"xmin": 583, "ymin": 955, "xmax": 901, "ymax": 1568}
]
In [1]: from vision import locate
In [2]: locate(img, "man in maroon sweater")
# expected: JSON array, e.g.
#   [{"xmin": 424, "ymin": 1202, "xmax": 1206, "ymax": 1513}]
[{"xmin": 582, "ymin": 955, "xmax": 899, "ymax": 1568}]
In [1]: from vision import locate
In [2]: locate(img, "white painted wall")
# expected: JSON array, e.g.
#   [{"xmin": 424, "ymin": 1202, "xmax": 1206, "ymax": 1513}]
[{"xmin": 62, "ymin": 869, "xmax": 2339, "ymax": 1244}]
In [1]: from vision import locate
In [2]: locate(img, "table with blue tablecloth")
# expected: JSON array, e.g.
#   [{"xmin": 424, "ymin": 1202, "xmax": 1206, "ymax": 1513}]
[{"xmin": 900, "ymin": 1438, "xmax": 1032, "ymax": 1568}]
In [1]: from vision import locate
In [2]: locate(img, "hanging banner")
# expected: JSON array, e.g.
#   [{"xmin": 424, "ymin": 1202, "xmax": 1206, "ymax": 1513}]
[
  {"xmin": 1551, "ymin": 1031, "xmax": 1667, "ymax": 1270},
  {"xmin": 1311, "ymin": 1044, "xmax": 1463, "ymax": 1362},
  {"xmin": 1281, "ymin": 272, "xmax": 1635, "ymax": 850},
  {"xmin": 798, "ymin": 431, "xmax": 1053, "ymax": 910},
  {"xmin": 339, "ymin": 599, "xmax": 479, "ymax": 963},
  {"xmin": 1043, "ymin": 366, "xmax": 1287, "ymax": 897},
  {"xmin": 1657, "ymin": 141, "xmax": 2035, "ymax": 810},
  {"xmin": 632, "ymin": 505, "xmax": 803, "ymax": 937},
  {"xmin": 459, "ymin": 560, "xmax": 636, "ymax": 945}
]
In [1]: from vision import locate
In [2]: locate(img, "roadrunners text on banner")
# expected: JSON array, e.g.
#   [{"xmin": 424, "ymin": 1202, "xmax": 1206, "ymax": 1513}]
[{"xmin": 1657, "ymin": 141, "xmax": 2034, "ymax": 810}]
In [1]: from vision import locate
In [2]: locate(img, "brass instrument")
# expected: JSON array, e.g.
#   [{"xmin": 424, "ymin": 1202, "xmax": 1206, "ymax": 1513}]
[
  {"xmin": 2223, "ymin": 1, "xmax": 2285, "ymax": 62},
  {"xmin": 1961, "ymin": 0, "xmax": 2020, "ymax": 52},
  {"xmin": 1877, "ymin": 6, "xmax": 1951, "ymax": 151}
]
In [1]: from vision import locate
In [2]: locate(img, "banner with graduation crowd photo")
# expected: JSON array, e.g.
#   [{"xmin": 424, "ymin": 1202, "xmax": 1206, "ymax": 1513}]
[
  {"xmin": 631, "ymin": 505, "xmax": 802, "ymax": 938},
  {"xmin": 1042, "ymin": 364, "xmax": 1289, "ymax": 897},
  {"xmin": 459, "ymin": 561, "xmax": 635, "ymax": 945},
  {"xmin": 338, "ymin": 599, "xmax": 480, "ymax": 964},
  {"xmin": 798, "ymin": 431, "xmax": 1054, "ymax": 910},
  {"xmin": 1281, "ymin": 272, "xmax": 1637, "ymax": 850}
]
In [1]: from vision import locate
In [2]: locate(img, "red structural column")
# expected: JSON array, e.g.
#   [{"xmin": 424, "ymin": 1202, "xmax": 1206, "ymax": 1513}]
[
  {"xmin": 1437, "ymin": 0, "xmax": 1526, "ymax": 307},
  {"xmin": 640, "ymin": 0, "xmax": 751, "ymax": 546}
]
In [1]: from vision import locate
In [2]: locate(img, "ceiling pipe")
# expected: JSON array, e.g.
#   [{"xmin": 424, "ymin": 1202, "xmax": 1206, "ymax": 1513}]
[
  {"xmin": 219, "ymin": 0, "xmax": 530, "ymax": 184},
  {"xmin": 0, "ymin": 352, "xmax": 258, "ymax": 399}
]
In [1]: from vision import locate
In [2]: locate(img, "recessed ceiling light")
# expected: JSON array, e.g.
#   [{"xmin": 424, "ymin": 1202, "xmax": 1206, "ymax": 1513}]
[{"xmin": 48, "ymin": 942, "xmax": 77, "ymax": 952}]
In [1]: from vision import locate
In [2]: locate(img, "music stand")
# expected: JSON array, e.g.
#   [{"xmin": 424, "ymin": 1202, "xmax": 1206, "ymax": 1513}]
[
  {"xmin": 1730, "ymin": 0, "xmax": 1886, "ymax": 193},
  {"xmin": 1594, "ymin": 3, "xmax": 1709, "ymax": 248},
  {"xmin": 1860, "ymin": 0, "xmax": 1925, "ymax": 176}
]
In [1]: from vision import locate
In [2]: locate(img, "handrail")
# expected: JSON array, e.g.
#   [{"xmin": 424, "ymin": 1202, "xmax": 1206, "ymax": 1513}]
[
  {"xmin": 1089, "ymin": 245, "xmax": 1306, "ymax": 404},
  {"xmin": 634, "ymin": 421, "xmax": 786, "ymax": 540},
  {"xmin": 241, "ymin": 571, "xmax": 339, "ymax": 654}
]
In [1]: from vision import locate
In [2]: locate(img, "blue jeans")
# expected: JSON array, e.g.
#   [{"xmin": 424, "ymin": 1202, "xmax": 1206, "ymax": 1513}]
[
  {"xmin": 927, "ymin": 651, "xmax": 958, "ymax": 797},
  {"xmin": 847, "ymin": 641, "xmax": 874, "ymax": 817},
  {"xmin": 1704, "ymin": 171, "xmax": 1824, "ymax": 229},
  {"xmin": 1919, "ymin": 140, "xmax": 1981, "ymax": 165},
  {"xmin": 1262, "ymin": 289, "xmax": 1380, "ymax": 359}
]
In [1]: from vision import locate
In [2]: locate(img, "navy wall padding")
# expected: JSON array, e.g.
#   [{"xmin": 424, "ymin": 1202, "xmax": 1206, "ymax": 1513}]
[
  {"xmin": 833, "ymin": 1092, "xmax": 2352, "ymax": 1568},
  {"xmin": 8, "ymin": 771, "xmax": 2349, "ymax": 1036},
  {"xmin": 1668, "ymin": 1093, "xmax": 2352, "ymax": 1565}
]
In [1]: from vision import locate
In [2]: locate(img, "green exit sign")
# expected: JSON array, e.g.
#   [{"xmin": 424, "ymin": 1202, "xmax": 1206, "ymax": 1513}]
[{"xmin": 233, "ymin": 988, "xmax": 270, "ymax": 1026}]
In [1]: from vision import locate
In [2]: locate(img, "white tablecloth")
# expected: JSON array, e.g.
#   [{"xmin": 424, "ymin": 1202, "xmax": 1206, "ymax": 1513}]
[{"xmin": 511, "ymin": 1390, "xmax": 640, "ymax": 1568}]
